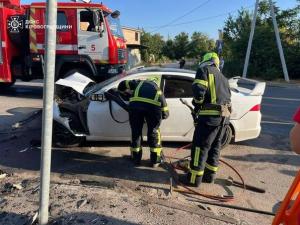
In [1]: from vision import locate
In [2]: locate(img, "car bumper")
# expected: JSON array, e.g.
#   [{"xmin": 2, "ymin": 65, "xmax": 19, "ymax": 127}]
[{"xmin": 231, "ymin": 112, "xmax": 262, "ymax": 142}]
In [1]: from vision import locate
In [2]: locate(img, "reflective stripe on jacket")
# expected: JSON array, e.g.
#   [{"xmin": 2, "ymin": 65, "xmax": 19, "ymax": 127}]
[
  {"xmin": 192, "ymin": 65, "xmax": 231, "ymax": 116},
  {"xmin": 119, "ymin": 80, "xmax": 168, "ymax": 113}
]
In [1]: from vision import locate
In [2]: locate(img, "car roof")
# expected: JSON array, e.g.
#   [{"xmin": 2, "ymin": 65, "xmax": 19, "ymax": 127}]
[
  {"xmin": 91, "ymin": 66, "xmax": 196, "ymax": 93},
  {"xmin": 127, "ymin": 66, "xmax": 196, "ymax": 75}
]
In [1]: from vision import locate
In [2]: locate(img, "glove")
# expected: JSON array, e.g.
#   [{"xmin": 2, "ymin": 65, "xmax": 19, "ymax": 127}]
[{"xmin": 162, "ymin": 110, "xmax": 169, "ymax": 120}]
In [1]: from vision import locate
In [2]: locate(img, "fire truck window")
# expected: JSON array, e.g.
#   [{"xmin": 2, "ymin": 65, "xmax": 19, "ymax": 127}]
[
  {"xmin": 80, "ymin": 11, "xmax": 96, "ymax": 32},
  {"xmin": 57, "ymin": 11, "xmax": 69, "ymax": 32}
]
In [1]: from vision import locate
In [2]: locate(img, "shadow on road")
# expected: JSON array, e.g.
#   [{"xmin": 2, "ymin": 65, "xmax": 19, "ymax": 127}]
[
  {"xmin": 0, "ymin": 83, "xmax": 43, "ymax": 100},
  {"xmin": 0, "ymin": 144, "xmax": 171, "ymax": 185},
  {"xmin": 0, "ymin": 107, "xmax": 41, "ymax": 133},
  {"xmin": 0, "ymin": 112, "xmax": 173, "ymax": 185},
  {"xmin": 0, "ymin": 211, "xmax": 140, "ymax": 225},
  {"xmin": 223, "ymin": 153, "xmax": 299, "ymax": 167}
]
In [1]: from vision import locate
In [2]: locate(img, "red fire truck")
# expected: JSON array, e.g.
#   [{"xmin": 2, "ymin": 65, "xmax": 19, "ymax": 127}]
[{"xmin": 0, "ymin": 0, "xmax": 127, "ymax": 87}]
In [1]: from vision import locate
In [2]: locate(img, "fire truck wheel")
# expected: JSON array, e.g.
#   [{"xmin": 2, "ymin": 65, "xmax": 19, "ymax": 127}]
[
  {"xmin": 0, "ymin": 79, "xmax": 16, "ymax": 89},
  {"xmin": 221, "ymin": 124, "xmax": 233, "ymax": 149},
  {"xmin": 53, "ymin": 120, "xmax": 84, "ymax": 148}
]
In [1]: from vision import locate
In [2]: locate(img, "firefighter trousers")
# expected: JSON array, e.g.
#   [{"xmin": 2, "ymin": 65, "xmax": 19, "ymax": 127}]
[
  {"xmin": 189, "ymin": 116, "xmax": 225, "ymax": 183},
  {"xmin": 129, "ymin": 107, "xmax": 162, "ymax": 163}
]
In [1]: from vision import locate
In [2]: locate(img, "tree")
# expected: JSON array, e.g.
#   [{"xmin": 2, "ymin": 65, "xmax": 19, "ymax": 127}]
[
  {"xmin": 162, "ymin": 39, "xmax": 175, "ymax": 60},
  {"xmin": 223, "ymin": 0, "xmax": 300, "ymax": 79},
  {"xmin": 173, "ymin": 32, "xmax": 190, "ymax": 59},
  {"xmin": 188, "ymin": 32, "xmax": 215, "ymax": 59},
  {"xmin": 140, "ymin": 31, "xmax": 165, "ymax": 63}
]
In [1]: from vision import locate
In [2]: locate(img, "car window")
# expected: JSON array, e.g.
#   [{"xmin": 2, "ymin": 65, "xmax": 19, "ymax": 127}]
[{"xmin": 163, "ymin": 76, "xmax": 193, "ymax": 98}]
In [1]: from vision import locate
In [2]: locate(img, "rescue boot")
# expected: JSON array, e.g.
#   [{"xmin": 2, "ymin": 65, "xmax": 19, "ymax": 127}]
[
  {"xmin": 131, "ymin": 150, "xmax": 142, "ymax": 166},
  {"xmin": 178, "ymin": 172, "xmax": 202, "ymax": 188},
  {"xmin": 202, "ymin": 169, "xmax": 216, "ymax": 183},
  {"xmin": 150, "ymin": 152, "xmax": 162, "ymax": 168}
]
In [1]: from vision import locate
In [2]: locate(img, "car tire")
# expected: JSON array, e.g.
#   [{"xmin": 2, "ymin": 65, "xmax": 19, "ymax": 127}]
[
  {"xmin": 221, "ymin": 124, "xmax": 233, "ymax": 149},
  {"xmin": 52, "ymin": 120, "xmax": 84, "ymax": 148}
]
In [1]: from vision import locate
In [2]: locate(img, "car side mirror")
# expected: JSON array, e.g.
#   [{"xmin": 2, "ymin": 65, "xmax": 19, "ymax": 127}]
[
  {"xmin": 90, "ymin": 93, "xmax": 106, "ymax": 102},
  {"xmin": 111, "ymin": 10, "xmax": 120, "ymax": 19}
]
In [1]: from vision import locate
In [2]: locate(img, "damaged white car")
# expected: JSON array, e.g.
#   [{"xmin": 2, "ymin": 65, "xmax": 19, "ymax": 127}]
[{"xmin": 53, "ymin": 67, "xmax": 266, "ymax": 148}]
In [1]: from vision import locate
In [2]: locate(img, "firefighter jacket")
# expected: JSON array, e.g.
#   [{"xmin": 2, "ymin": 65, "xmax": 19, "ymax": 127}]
[
  {"xmin": 118, "ymin": 80, "xmax": 169, "ymax": 119},
  {"xmin": 192, "ymin": 62, "xmax": 231, "ymax": 116}
]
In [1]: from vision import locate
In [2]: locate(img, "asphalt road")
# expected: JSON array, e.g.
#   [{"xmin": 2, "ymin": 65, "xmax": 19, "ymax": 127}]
[
  {"xmin": 0, "ymin": 81, "xmax": 43, "ymax": 128},
  {"xmin": 0, "ymin": 77, "xmax": 299, "ymax": 224},
  {"xmin": 262, "ymin": 84, "xmax": 300, "ymax": 136}
]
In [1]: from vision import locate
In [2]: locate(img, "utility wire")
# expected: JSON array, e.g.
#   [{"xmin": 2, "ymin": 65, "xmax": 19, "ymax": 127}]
[
  {"xmin": 147, "ymin": 4, "xmax": 254, "ymax": 31},
  {"xmin": 149, "ymin": 0, "xmax": 213, "ymax": 33}
]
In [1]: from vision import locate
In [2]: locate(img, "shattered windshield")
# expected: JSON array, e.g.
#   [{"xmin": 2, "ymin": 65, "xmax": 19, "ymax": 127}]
[{"xmin": 107, "ymin": 15, "xmax": 124, "ymax": 38}]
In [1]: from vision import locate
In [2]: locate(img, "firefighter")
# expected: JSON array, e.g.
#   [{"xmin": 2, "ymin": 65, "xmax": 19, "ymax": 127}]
[
  {"xmin": 117, "ymin": 78, "xmax": 169, "ymax": 167},
  {"xmin": 180, "ymin": 52, "xmax": 231, "ymax": 187}
]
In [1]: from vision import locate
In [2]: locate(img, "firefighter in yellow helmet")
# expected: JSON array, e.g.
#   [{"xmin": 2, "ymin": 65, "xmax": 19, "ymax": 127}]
[{"xmin": 180, "ymin": 52, "xmax": 231, "ymax": 187}]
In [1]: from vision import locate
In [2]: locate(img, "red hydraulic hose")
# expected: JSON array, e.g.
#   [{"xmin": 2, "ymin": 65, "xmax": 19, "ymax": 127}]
[{"xmin": 164, "ymin": 143, "xmax": 247, "ymax": 201}]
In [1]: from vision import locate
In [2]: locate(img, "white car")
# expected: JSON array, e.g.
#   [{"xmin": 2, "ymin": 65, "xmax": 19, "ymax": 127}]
[{"xmin": 53, "ymin": 67, "xmax": 266, "ymax": 148}]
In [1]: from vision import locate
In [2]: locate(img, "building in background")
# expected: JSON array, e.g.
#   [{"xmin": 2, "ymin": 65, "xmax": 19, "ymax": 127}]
[{"xmin": 122, "ymin": 27, "xmax": 146, "ymax": 69}]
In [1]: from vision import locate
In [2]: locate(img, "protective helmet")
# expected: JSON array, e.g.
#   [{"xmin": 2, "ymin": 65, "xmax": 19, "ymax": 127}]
[
  {"xmin": 201, "ymin": 52, "xmax": 220, "ymax": 67},
  {"xmin": 118, "ymin": 80, "xmax": 128, "ymax": 92}
]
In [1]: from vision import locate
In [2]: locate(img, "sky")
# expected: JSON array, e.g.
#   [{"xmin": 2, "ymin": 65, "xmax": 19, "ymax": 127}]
[
  {"xmin": 21, "ymin": 0, "xmax": 298, "ymax": 40},
  {"xmin": 101, "ymin": 0, "xmax": 298, "ymax": 40}
]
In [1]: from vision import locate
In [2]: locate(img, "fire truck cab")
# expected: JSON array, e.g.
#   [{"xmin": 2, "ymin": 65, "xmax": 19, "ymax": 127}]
[{"xmin": 0, "ymin": 0, "xmax": 127, "ymax": 87}]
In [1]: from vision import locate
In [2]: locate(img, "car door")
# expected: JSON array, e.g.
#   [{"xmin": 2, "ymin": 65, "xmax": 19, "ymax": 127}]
[
  {"xmin": 77, "ymin": 9, "xmax": 109, "ymax": 62},
  {"xmin": 160, "ymin": 75, "xmax": 194, "ymax": 140},
  {"xmin": 87, "ymin": 73, "xmax": 163, "ymax": 140}
]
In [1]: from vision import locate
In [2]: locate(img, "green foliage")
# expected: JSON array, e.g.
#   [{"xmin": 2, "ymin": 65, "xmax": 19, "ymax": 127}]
[
  {"xmin": 188, "ymin": 32, "xmax": 215, "ymax": 59},
  {"xmin": 162, "ymin": 39, "xmax": 175, "ymax": 59},
  {"xmin": 223, "ymin": 0, "xmax": 300, "ymax": 79},
  {"xmin": 140, "ymin": 31, "xmax": 214, "ymax": 63},
  {"xmin": 140, "ymin": 31, "xmax": 165, "ymax": 63},
  {"xmin": 173, "ymin": 32, "xmax": 190, "ymax": 59},
  {"xmin": 139, "ymin": 0, "xmax": 300, "ymax": 80}
]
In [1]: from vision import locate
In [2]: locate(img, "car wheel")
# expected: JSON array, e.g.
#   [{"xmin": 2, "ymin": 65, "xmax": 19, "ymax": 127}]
[
  {"xmin": 52, "ymin": 120, "xmax": 84, "ymax": 148},
  {"xmin": 221, "ymin": 124, "xmax": 233, "ymax": 149}
]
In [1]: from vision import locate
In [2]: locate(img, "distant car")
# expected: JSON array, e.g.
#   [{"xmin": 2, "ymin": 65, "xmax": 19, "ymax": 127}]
[{"xmin": 53, "ymin": 67, "xmax": 266, "ymax": 148}]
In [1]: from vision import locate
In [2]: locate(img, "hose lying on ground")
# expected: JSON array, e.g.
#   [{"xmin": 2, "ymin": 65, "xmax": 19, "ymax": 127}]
[{"xmin": 161, "ymin": 143, "xmax": 247, "ymax": 202}]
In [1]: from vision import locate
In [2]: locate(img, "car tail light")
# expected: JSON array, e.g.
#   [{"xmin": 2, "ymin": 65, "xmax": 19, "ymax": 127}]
[{"xmin": 250, "ymin": 104, "xmax": 261, "ymax": 111}]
